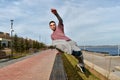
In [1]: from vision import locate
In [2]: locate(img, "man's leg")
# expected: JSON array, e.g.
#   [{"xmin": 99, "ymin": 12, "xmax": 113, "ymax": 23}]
[
  {"xmin": 68, "ymin": 41, "xmax": 85, "ymax": 71},
  {"xmin": 72, "ymin": 51, "xmax": 86, "ymax": 73}
]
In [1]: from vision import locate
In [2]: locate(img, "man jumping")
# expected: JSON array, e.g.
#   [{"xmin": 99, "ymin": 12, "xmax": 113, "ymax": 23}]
[{"xmin": 49, "ymin": 8, "xmax": 85, "ymax": 73}]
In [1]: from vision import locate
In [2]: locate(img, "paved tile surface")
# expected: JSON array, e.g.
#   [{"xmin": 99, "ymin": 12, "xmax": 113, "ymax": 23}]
[
  {"xmin": 0, "ymin": 52, "xmax": 41, "ymax": 68},
  {"xmin": 0, "ymin": 49, "xmax": 58, "ymax": 80}
]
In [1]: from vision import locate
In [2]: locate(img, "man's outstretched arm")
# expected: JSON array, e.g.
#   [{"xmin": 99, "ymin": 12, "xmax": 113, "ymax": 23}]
[{"xmin": 51, "ymin": 8, "xmax": 63, "ymax": 24}]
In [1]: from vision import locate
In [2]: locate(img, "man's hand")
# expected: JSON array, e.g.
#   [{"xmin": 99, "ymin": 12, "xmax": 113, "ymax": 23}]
[
  {"xmin": 51, "ymin": 8, "xmax": 57, "ymax": 14},
  {"xmin": 51, "ymin": 8, "xmax": 63, "ymax": 24}
]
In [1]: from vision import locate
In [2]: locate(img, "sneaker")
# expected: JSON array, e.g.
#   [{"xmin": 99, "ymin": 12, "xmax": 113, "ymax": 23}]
[{"xmin": 77, "ymin": 64, "xmax": 86, "ymax": 73}]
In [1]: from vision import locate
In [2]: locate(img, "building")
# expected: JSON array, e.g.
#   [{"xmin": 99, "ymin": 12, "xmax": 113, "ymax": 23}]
[{"xmin": 0, "ymin": 32, "xmax": 11, "ymax": 48}]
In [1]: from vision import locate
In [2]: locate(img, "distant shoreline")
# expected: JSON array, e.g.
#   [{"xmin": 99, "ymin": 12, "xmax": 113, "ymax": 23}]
[
  {"xmin": 79, "ymin": 45, "xmax": 119, "ymax": 56},
  {"xmin": 79, "ymin": 45, "xmax": 118, "ymax": 48}
]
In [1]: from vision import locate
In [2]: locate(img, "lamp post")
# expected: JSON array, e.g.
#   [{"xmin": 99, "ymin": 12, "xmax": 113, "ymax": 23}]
[{"xmin": 10, "ymin": 20, "xmax": 14, "ymax": 58}]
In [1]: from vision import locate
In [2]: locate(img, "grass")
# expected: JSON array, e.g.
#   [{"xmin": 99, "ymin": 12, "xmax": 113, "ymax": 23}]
[
  {"xmin": 61, "ymin": 53, "xmax": 100, "ymax": 80},
  {"xmin": 3, "ymin": 50, "xmax": 37, "ymax": 59},
  {"xmin": 12, "ymin": 53, "xmax": 27, "ymax": 59}
]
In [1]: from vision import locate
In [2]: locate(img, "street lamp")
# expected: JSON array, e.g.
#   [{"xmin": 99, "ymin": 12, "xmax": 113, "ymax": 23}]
[{"xmin": 10, "ymin": 20, "xmax": 14, "ymax": 58}]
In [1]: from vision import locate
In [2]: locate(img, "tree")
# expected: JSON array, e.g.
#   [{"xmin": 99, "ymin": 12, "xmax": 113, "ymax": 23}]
[
  {"xmin": 19, "ymin": 37, "xmax": 25, "ymax": 53},
  {"xmin": 13, "ymin": 34, "xmax": 19, "ymax": 52},
  {"xmin": 0, "ymin": 41, "xmax": 1, "ymax": 49},
  {"xmin": 12, "ymin": 34, "xmax": 47, "ymax": 54},
  {"xmin": 24, "ymin": 38, "xmax": 30, "ymax": 51}
]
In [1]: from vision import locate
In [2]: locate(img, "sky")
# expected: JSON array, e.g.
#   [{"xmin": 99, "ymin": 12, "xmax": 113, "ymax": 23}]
[{"xmin": 0, "ymin": 0, "xmax": 120, "ymax": 46}]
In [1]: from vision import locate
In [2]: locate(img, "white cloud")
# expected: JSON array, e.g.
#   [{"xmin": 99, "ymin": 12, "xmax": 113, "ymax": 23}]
[
  {"xmin": 0, "ymin": 0, "xmax": 120, "ymax": 45},
  {"xmin": 57, "ymin": 2, "xmax": 120, "ymax": 45}
]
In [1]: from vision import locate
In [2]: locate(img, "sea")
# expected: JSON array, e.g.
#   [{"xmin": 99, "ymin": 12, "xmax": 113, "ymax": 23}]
[{"xmin": 79, "ymin": 46, "xmax": 120, "ymax": 56}]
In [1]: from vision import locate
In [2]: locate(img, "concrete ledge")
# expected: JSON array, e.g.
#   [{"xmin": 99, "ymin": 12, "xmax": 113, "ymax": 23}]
[
  {"xmin": 84, "ymin": 60, "xmax": 120, "ymax": 80},
  {"xmin": 0, "ymin": 49, "xmax": 58, "ymax": 80},
  {"xmin": 50, "ymin": 54, "xmax": 67, "ymax": 80}
]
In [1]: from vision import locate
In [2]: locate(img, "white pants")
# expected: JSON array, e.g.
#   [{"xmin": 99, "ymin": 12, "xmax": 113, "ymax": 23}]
[
  {"xmin": 52, "ymin": 40, "xmax": 84, "ymax": 66},
  {"xmin": 52, "ymin": 40, "xmax": 81, "ymax": 54}
]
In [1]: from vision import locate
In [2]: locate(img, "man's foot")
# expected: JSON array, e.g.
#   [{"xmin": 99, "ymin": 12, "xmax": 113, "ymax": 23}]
[{"xmin": 77, "ymin": 64, "xmax": 86, "ymax": 73}]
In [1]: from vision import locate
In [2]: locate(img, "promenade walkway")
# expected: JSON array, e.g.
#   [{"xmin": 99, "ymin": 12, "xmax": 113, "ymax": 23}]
[
  {"xmin": 0, "ymin": 49, "xmax": 59, "ymax": 80},
  {"xmin": 0, "ymin": 49, "xmax": 119, "ymax": 80},
  {"xmin": 82, "ymin": 50, "xmax": 120, "ymax": 80}
]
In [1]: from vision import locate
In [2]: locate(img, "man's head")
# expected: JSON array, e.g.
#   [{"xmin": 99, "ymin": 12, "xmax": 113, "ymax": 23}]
[{"xmin": 49, "ymin": 21, "xmax": 56, "ymax": 31}]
